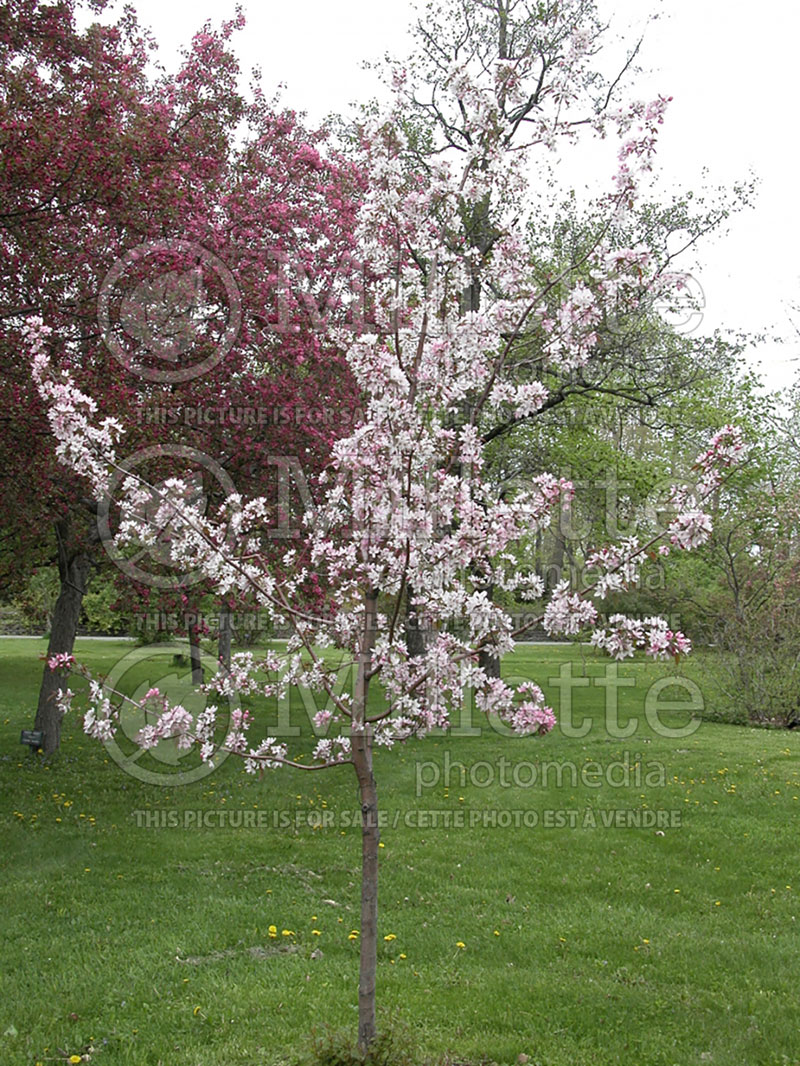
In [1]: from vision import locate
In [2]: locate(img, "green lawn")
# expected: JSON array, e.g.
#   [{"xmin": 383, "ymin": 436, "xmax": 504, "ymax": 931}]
[{"xmin": 1, "ymin": 637, "xmax": 799, "ymax": 1065}]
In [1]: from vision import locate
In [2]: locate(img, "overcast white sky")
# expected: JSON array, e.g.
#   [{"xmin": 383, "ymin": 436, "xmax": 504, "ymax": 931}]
[{"xmin": 120, "ymin": 0, "xmax": 799, "ymax": 393}]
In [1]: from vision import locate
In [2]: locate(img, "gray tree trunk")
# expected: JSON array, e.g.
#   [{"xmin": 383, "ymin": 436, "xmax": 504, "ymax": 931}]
[
  {"xmin": 353, "ymin": 728, "xmax": 379, "ymax": 1051},
  {"xmin": 404, "ymin": 584, "xmax": 428, "ymax": 658},
  {"xmin": 35, "ymin": 516, "xmax": 93, "ymax": 754},
  {"xmin": 352, "ymin": 590, "xmax": 379, "ymax": 1051},
  {"xmin": 479, "ymin": 646, "xmax": 501, "ymax": 680},
  {"xmin": 549, "ymin": 528, "xmax": 566, "ymax": 592},
  {"xmin": 217, "ymin": 605, "xmax": 232, "ymax": 669},
  {"xmin": 186, "ymin": 619, "xmax": 204, "ymax": 684}
]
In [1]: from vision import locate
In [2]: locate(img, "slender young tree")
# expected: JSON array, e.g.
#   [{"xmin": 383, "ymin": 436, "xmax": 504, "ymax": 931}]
[{"xmin": 29, "ymin": 0, "xmax": 746, "ymax": 1048}]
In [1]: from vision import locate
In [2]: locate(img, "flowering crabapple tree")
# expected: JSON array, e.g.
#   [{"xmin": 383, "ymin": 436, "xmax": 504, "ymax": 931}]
[
  {"xmin": 0, "ymin": 0, "xmax": 364, "ymax": 749},
  {"xmin": 29, "ymin": 3, "xmax": 746, "ymax": 1051},
  {"xmin": 369, "ymin": 0, "xmax": 751, "ymax": 669}
]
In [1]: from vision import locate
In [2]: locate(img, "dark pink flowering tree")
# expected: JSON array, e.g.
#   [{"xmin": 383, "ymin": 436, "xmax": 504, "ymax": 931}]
[
  {"xmin": 28, "ymin": 0, "xmax": 746, "ymax": 1048},
  {"xmin": 0, "ymin": 0, "xmax": 363, "ymax": 749}
]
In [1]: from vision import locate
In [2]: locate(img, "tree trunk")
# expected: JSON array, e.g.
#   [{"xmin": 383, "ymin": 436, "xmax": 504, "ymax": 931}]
[
  {"xmin": 547, "ymin": 528, "xmax": 566, "ymax": 593},
  {"xmin": 187, "ymin": 620, "xmax": 204, "ymax": 684},
  {"xmin": 477, "ymin": 580, "xmax": 502, "ymax": 679},
  {"xmin": 479, "ymin": 646, "xmax": 501, "ymax": 679},
  {"xmin": 35, "ymin": 516, "xmax": 93, "ymax": 754},
  {"xmin": 218, "ymin": 605, "xmax": 232, "ymax": 669},
  {"xmin": 352, "ymin": 589, "xmax": 379, "ymax": 1051},
  {"xmin": 404, "ymin": 583, "xmax": 427, "ymax": 658},
  {"xmin": 353, "ymin": 728, "xmax": 379, "ymax": 1051}
]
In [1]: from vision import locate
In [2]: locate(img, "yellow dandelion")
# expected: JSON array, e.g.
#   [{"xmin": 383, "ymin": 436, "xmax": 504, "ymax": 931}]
[
  {"xmin": 312, "ymin": 929, "xmax": 322, "ymax": 936},
  {"xmin": 399, "ymin": 953, "xmax": 407, "ymax": 959},
  {"xmin": 281, "ymin": 929, "xmax": 294, "ymax": 937},
  {"xmin": 69, "ymin": 1057, "xmax": 82, "ymax": 1065},
  {"xmin": 383, "ymin": 934, "xmax": 396, "ymax": 942},
  {"xmin": 456, "ymin": 941, "xmax": 465, "ymax": 948},
  {"xmin": 193, "ymin": 1006, "xmax": 201, "ymax": 1016}
]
